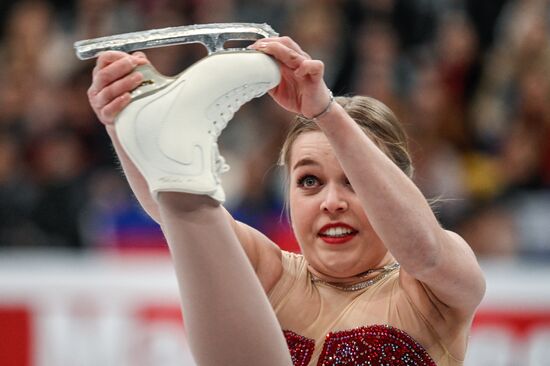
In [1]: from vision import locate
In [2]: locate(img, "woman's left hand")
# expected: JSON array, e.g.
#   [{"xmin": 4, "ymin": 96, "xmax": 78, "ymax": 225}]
[{"xmin": 250, "ymin": 37, "xmax": 332, "ymax": 119}]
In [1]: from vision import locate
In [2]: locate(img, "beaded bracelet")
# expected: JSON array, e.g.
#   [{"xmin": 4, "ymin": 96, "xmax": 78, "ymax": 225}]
[{"xmin": 304, "ymin": 90, "xmax": 334, "ymax": 122}]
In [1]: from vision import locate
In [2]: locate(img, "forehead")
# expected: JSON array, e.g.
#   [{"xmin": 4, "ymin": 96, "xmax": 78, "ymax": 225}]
[{"xmin": 289, "ymin": 131, "xmax": 336, "ymax": 168}]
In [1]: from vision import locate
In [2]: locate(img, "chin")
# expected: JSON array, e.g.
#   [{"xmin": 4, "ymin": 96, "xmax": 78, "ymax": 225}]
[{"xmin": 317, "ymin": 256, "xmax": 360, "ymax": 278}]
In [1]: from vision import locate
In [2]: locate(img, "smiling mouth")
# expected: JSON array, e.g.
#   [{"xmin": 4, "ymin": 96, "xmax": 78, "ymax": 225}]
[{"xmin": 318, "ymin": 226, "xmax": 358, "ymax": 244}]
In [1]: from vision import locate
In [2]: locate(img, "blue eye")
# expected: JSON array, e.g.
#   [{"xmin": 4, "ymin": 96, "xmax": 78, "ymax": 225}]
[{"xmin": 298, "ymin": 175, "xmax": 319, "ymax": 188}]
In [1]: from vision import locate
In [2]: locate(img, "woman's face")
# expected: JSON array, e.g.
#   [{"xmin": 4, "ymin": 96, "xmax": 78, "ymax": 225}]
[{"xmin": 288, "ymin": 131, "xmax": 389, "ymax": 279}]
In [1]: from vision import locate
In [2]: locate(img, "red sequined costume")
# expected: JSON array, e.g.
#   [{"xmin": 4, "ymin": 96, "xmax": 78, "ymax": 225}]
[{"xmin": 268, "ymin": 251, "xmax": 466, "ymax": 366}]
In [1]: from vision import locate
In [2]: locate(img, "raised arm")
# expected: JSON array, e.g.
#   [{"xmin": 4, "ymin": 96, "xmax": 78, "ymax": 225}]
[
  {"xmin": 312, "ymin": 102, "xmax": 485, "ymax": 315},
  {"xmin": 251, "ymin": 37, "xmax": 485, "ymax": 318}
]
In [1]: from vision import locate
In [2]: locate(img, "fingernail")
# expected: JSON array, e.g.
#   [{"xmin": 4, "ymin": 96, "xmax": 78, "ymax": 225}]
[
  {"xmin": 132, "ymin": 72, "xmax": 143, "ymax": 82},
  {"xmin": 133, "ymin": 55, "xmax": 145, "ymax": 64}
]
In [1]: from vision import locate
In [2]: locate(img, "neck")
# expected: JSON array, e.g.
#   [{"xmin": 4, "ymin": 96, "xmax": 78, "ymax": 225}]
[{"xmin": 308, "ymin": 254, "xmax": 397, "ymax": 285}]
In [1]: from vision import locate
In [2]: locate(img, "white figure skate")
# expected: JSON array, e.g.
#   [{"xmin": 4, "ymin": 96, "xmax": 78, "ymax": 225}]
[{"xmin": 75, "ymin": 24, "xmax": 281, "ymax": 203}]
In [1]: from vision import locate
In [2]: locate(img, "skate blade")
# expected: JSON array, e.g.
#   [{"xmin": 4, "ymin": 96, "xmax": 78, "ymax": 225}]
[{"xmin": 74, "ymin": 22, "xmax": 278, "ymax": 60}]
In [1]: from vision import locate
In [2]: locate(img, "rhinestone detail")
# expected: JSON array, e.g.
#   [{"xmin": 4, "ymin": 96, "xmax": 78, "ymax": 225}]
[
  {"xmin": 283, "ymin": 325, "xmax": 436, "ymax": 366},
  {"xmin": 284, "ymin": 330, "xmax": 315, "ymax": 366},
  {"xmin": 310, "ymin": 263, "xmax": 400, "ymax": 292},
  {"xmin": 318, "ymin": 325, "xmax": 437, "ymax": 366}
]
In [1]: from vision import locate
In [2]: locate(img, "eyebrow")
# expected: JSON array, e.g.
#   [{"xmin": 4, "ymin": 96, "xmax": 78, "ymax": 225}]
[{"xmin": 292, "ymin": 158, "xmax": 320, "ymax": 171}]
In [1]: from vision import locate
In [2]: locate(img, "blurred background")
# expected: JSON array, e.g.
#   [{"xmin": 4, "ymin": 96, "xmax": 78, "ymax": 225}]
[{"xmin": 0, "ymin": 0, "xmax": 549, "ymax": 365}]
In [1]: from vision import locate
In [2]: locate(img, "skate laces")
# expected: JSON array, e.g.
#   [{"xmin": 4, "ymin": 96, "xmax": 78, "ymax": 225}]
[
  {"xmin": 207, "ymin": 82, "xmax": 273, "ymax": 180},
  {"xmin": 208, "ymin": 82, "xmax": 273, "ymax": 138},
  {"xmin": 212, "ymin": 143, "xmax": 229, "ymax": 183}
]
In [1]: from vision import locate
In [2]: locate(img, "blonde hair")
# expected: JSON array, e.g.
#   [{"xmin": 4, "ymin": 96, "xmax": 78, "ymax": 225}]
[{"xmin": 278, "ymin": 95, "xmax": 413, "ymax": 178}]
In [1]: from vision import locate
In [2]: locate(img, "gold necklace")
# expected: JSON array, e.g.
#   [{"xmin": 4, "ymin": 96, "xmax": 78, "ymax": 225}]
[{"xmin": 310, "ymin": 262, "xmax": 400, "ymax": 292}]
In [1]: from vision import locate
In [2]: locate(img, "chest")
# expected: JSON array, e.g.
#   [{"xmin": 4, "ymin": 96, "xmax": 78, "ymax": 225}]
[
  {"xmin": 284, "ymin": 324, "xmax": 437, "ymax": 366},
  {"xmin": 273, "ymin": 282, "xmax": 438, "ymax": 365}
]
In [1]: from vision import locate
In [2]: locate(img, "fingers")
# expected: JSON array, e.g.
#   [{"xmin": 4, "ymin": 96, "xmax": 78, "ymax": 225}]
[
  {"xmin": 294, "ymin": 60, "xmax": 324, "ymax": 82},
  {"xmin": 90, "ymin": 51, "xmax": 149, "ymax": 93},
  {"xmin": 88, "ymin": 51, "xmax": 150, "ymax": 124},
  {"xmin": 91, "ymin": 71, "xmax": 143, "ymax": 112},
  {"xmin": 250, "ymin": 36, "xmax": 330, "ymax": 117},
  {"xmin": 251, "ymin": 37, "xmax": 325, "ymax": 82},
  {"xmin": 90, "ymin": 55, "xmax": 137, "ymax": 94},
  {"xmin": 251, "ymin": 37, "xmax": 311, "ymax": 70},
  {"xmin": 96, "ymin": 50, "xmax": 129, "ymax": 69},
  {"xmin": 101, "ymin": 93, "xmax": 132, "ymax": 122},
  {"xmin": 92, "ymin": 51, "xmax": 148, "ymax": 73},
  {"xmin": 254, "ymin": 36, "xmax": 310, "ymax": 58},
  {"xmin": 251, "ymin": 39, "xmax": 307, "ymax": 70},
  {"xmin": 131, "ymin": 51, "xmax": 148, "ymax": 60}
]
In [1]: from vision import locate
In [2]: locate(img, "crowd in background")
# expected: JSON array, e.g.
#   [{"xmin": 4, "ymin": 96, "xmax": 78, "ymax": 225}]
[{"xmin": 0, "ymin": 0, "xmax": 549, "ymax": 260}]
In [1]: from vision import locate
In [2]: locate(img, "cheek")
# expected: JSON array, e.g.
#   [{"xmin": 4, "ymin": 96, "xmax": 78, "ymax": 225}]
[{"xmin": 289, "ymin": 193, "xmax": 313, "ymax": 237}]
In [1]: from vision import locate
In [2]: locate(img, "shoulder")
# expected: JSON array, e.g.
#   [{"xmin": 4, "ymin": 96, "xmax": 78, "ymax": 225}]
[
  {"xmin": 281, "ymin": 251, "xmax": 307, "ymax": 270},
  {"xmin": 268, "ymin": 251, "xmax": 308, "ymax": 303},
  {"xmin": 228, "ymin": 215, "xmax": 285, "ymax": 292},
  {"xmin": 276, "ymin": 251, "xmax": 308, "ymax": 285}
]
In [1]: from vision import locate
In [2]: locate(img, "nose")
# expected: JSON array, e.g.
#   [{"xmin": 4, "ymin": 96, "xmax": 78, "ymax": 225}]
[{"xmin": 320, "ymin": 184, "xmax": 348, "ymax": 213}]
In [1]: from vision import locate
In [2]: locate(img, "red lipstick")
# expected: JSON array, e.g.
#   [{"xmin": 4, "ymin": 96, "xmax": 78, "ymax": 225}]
[{"xmin": 318, "ymin": 223, "xmax": 358, "ymax": 245}]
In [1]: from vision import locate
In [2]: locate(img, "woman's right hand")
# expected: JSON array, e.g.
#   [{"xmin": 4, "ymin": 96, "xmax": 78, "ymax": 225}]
[{"xmin": 87, "ymin": 51, "xmax": 149, "ymax": 125}]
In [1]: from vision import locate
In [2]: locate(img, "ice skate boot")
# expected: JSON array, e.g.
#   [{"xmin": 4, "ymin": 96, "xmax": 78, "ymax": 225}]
[
  {"xmin": 115, "ymin": 51, "xmax": 280, "ymax": 202},
  {"xmin": 74, "ymin": 23, "xmax": 281, "ymax": 203}
]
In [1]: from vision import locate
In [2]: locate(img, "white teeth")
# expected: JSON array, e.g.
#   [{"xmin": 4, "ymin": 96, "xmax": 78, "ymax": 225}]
[{"xmin": 321, "ymin": 227, "xmax": 354, "ymax": 237}]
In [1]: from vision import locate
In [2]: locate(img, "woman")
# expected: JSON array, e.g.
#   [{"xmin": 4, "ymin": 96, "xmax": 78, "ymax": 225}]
[{"xmin": 88, "ymin": 36, "xmax": 485, "ymax": 365}]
